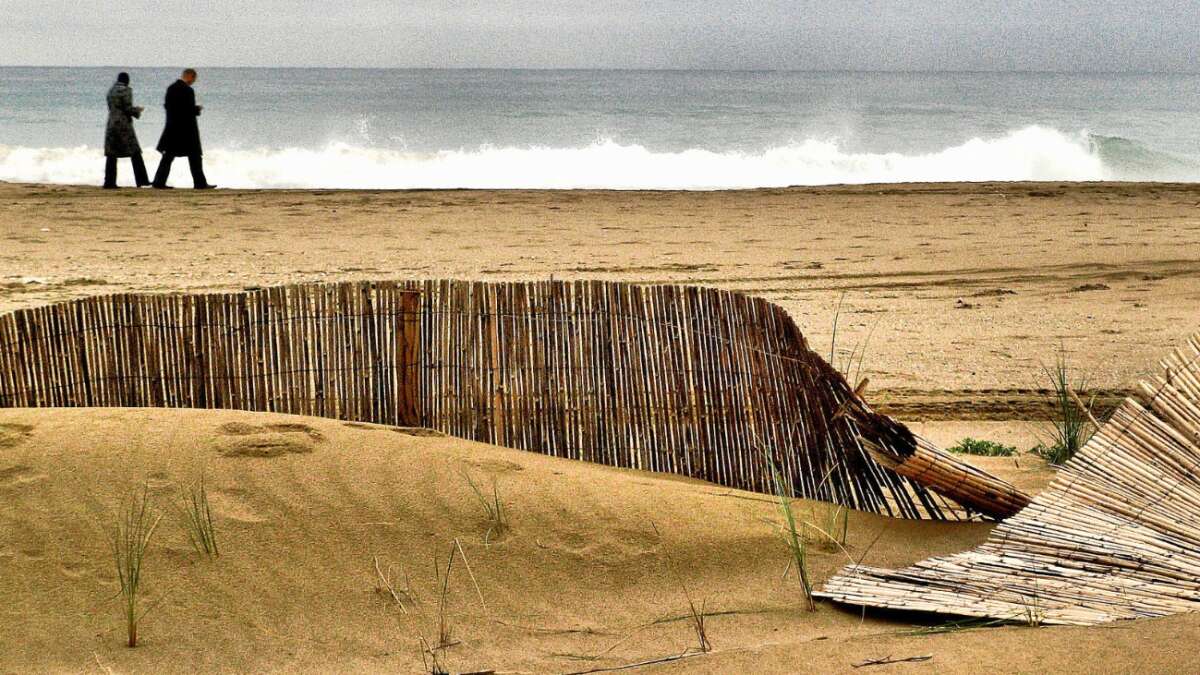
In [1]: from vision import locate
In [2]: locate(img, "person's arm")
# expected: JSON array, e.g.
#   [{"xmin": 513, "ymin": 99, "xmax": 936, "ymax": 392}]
[
  {"xmin": 188, "ymin": 87, "xmax": 202, "ymax": 117},
  {"xmin": 121, "ymin": 89, "xmax": 141, "ymax": 119}
]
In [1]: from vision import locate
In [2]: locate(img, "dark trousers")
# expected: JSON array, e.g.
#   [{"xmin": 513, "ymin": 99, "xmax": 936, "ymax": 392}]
[
  {"xmin": 104, "ymin": 154, "xmax": 150, "ymax": 188},
  {"xmin": 152, "ymin": 153, "xmax": 208, "ymax": 188}
]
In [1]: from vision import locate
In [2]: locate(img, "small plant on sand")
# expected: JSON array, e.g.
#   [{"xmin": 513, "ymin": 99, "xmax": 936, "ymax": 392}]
[
  {"xmin": 1032, "ymin": 350, "xmax": 1097, "ymax": 465},
  {"xmin": 947, "ymin": 438, "xmax": 1018, "ymax": 457},
  {"xmin": 462, "ymin": 470, "xmax": 507, "ymax": 544},
  {"xmin": 683, "ymin": 592, "xmax": 711, "ymax": 654},
  {"xmin": 373, "ymin": 556, "xmax": 415, "ymax": 612},
  {"xmin": 829, "ymin": 293, "xmax": 876, "ymax": 390},
  {"xmin": 801, "ymin": 465, "xmax": 850, "ymax": 554},
  {"xmin": 815, "ymin": 503, "xmax": 850, "ymax": 552},
  {"xmin": 1017, "ymin": 583, "xmax": 1045, "ymax": 627},
  {"xmin": 112, "ymin": 487, "xmax": 163, "ymax": 648},
  {"xmin": 411, "ymin": 539, "xmax": 486, "ymax": 671},
  {"xmin": 434, "ymin": 547, "xmax": 456, "ymax": 649},
  {"xmin": 419, "ymin": 636, "xmax": 449, "ymax": 675},
  {"xmin": 650, "ymin": 523, "xmax": 712, "ymax": 654},
  {"xmin": 764, "ymin": 449, "xmax": 816, "ymax": 611},
  {"xmin": 178, "ymin": 475, "xmax": 218, "ymax": 558}
]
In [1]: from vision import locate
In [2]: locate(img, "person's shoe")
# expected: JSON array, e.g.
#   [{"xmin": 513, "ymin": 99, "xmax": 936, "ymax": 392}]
[
  {"xmin": 102, "ymin": 184, "xmax": 118, "ymax": 190},
  {"xmin": 152, "ymin": 184, "xmax": 174, "ymax": 190},
  {"xmin": 136, "ymin": 182, "xmax": 153, "ymax": 188},
  {"xmin": 195, "ymin": 184, "xmax": 218, "ymax": 190}
]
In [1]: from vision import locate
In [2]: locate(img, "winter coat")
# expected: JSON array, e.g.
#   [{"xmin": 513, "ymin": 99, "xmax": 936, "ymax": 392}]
[
  {"xmin": 104, "ymin": 82, "xmax": 142, "ymax": 157},
  {"xmin": 156, "ymin": 79, "xmax": 203, "ymax": 157}
]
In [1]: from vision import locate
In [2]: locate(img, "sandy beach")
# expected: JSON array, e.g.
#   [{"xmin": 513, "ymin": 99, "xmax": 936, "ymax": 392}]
[
  {"xmin": 3, "ymin": 181, "xmax": 1199, "ymax": 411},
  {"xmin": 3, "ymin": 180, "xmax": 1200, "ymax": 672}
]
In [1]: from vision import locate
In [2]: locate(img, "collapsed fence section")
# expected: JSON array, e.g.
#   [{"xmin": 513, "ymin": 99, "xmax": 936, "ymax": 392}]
[
  {"xmin": 0, "ymin": 280, "xmax": 1023, "ymax": 520},
  {"xmin": 818, "ymin": 334, "xmax": 1200, "ymax": 625}
]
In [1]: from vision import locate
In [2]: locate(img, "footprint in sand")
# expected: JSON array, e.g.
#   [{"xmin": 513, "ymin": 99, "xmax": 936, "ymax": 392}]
[
  {"xmin": 392, "ymin": 426, "xmax": 445, "ymax": 437},
  {"xmin": 0, "ymin": 423, "xmax": 34, "ymax": 449},
  {"xmin": 0, "ymin": 464, "xmax": 46, "ymax": 489},
  {"xmin": 207, "ymin": 488, "xmax": 267, "ymax": 523},
  {"xmin": 216, "ymin": 421, "xmax": 323, "ymax": 458},
  {"xmin": 144, "ymin": 471, "xmax": 174, "ymax": 490},
  {"xmin": 546, "ymin": 527, "xmax": 657, "ymax": 559},
  {"xmin": 464, "ymin": 458, "xmax": 524, "ymax": 474},
  {"xmin": 60, "ymin": 560, "xmax": 90, "ymax": 579},
  {"xmin": 18, "ymin": 548, "xmax": 46, "ymax": 562}
]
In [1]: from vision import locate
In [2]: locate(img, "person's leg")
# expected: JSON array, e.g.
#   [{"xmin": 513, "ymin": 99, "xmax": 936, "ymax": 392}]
[
  {"xmin": 103, "ymin": 156, "xmax": 118, "ymax": 188},
  {"xmin": 152, "ymin": 154, "xmax": 175, "ymax": 188},
  {"xmin": 187, "ymin": 154, "xmax": 212, "ymax": 188},
  {"xmin": 131, "ymin": 154, "xmax": 151, "ymax": 187}
]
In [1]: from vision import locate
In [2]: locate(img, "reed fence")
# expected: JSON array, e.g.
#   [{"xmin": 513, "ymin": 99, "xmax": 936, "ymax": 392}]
[
  {"xmin": 818, "ymin": 333, "xmax": 1200, "ymax": 625},
  {"xmin": 0, "ymin": 280, "xmax": 1014, "ymax": 520}
]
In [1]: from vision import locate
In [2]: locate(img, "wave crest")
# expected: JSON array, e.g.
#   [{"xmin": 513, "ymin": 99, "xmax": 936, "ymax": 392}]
[{"xmin": 1, "ymin": 126, "xmax": 1194, "ymax": 189}]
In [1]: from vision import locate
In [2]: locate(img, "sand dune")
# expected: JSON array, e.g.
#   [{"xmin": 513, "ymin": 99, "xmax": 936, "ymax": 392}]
[{"xmin": 1, "ymin": 406, "xmax": 1197, "ymax": 673}]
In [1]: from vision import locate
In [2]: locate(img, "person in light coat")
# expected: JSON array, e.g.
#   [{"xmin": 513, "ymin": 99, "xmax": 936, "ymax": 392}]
[{"xmin": 103, "ymin": 72, "xmax": 150, "ymax": 189}]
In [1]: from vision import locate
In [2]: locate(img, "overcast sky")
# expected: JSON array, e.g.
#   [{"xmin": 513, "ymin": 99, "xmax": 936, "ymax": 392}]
[{"xmin": 4, "ymin": 1, "xmax": 1197, "ymax": 71}]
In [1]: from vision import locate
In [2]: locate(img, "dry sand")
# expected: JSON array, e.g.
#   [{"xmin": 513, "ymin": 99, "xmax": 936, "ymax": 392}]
[
  {"xmin": 3, "ymin": 181, "xmax": 1200, "ymax": 672},
  {"xmin": 2, "ymin": 407, "xmax": 1196, "ymax": 674},
  {"xmin": 2, "ymin": 181, "xmax": 1199, "ymax": 405}
]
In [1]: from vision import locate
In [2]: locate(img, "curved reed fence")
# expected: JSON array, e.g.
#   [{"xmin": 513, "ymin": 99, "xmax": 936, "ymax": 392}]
[
  {"xmin": 819, "ymin": 333, "xmax": 1200, "ymax": 625},
  {"xmin": 0, "ymin": 280, "xmax": 1021, "ymax": 520}
]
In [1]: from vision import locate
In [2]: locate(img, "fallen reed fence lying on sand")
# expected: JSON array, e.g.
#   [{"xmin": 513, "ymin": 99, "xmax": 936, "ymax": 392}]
[
  {"xmin": 818, "ymin": 333, "xmax": 1200, "ymax": 625},
  {"xmin": 0, "ymin": 280, "xmax": 1024, "ymax": 520}
]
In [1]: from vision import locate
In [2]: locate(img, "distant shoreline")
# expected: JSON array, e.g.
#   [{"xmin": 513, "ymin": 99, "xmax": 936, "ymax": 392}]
[{"xmin": 4, "ymin": 179, "xmax": 1199, "ymax": 193}]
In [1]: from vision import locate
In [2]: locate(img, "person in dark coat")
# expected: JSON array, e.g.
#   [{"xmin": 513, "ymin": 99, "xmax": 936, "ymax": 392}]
[
  {"xmin": 103, "ymin": 72, "xmax": 150, "ymax": 189},
  {"xmin": 151, "ymin": 68, "xmax": 216, "ymax": 189}
]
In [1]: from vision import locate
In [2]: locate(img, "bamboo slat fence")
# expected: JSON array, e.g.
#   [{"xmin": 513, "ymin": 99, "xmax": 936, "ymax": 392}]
[
  {"xmin": 818, "ymin": 333, "xmax": 1200, "ymax": 625},
  {"xmin": 0, "ymin": 280, "xmax": 1021, "ymax": 520}
]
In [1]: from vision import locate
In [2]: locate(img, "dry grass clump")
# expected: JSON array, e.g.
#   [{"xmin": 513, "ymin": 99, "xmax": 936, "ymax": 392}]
[{"xmin": 384, "ymin": 539, "xmax": 486, "ymax": 674}]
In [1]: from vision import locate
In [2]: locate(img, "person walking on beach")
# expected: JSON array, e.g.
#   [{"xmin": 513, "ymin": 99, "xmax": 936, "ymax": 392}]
[
  {"xmin": 151, "ymin": 68, "xmax": 216, "ymax": 189},
  {"xmin": 103, "ymin": 72, "xmax": 150, "ymax": 189}
]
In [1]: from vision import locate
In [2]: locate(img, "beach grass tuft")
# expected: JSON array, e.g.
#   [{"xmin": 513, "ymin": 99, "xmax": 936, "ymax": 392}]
[
  {"xmin": 462, "ymin": 470, "xmax": 508, "ymax": 544},
  {"xmin": 651, "ymin": 522, "xmax": 712, "ymax": 654},
  {"xmin": 829, "ymin": 293, "xmax": 876, "ymax": 390},
  {"xmin": 763, "ymin": 448, "xmax": 816, "ymax": 611},
  {"xmin": 112, "ymin": 486, "xmax": 163, "ymax": 648},
  {"xmin": 179, "ymin": 475, "xmax": 219, "ymax": 558},
  {"xmin": 815, "ymin": 503, "xmax": 850, "ymax": 552},
  {"xmin": 1032, "ymin": 350, "xmax": 1097, "ymax": 465}
]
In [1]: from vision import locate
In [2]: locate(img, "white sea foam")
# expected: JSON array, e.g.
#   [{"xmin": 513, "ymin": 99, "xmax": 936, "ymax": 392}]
[{"xmin": 0, "ymin": 126, "xmax": 1177, "ymax": 190}]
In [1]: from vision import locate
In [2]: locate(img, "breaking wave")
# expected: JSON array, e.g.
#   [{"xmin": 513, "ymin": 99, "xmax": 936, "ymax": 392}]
[{"xmin": 0, "ymin": 126, "xmax": 1196, "ymax": 189}]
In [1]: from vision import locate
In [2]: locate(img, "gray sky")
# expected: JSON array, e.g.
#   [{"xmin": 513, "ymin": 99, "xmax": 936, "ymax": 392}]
[{"xmin": 4, "ymin": 1, "xmax": 1198, "ymax": 71}]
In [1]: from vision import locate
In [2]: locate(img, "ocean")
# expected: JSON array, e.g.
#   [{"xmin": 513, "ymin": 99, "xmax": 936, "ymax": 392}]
[{"xmin": 2, "ymin": 67, "xmax": 1199, "ymax": 189}]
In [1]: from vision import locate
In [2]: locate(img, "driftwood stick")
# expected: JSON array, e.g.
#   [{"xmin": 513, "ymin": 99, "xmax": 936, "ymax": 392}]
[{"xmin": 853, "ymin": 654, "xmax": 934, "ymax": 668}]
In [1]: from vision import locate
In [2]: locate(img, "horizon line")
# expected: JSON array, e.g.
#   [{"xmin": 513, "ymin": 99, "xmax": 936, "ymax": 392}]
[{"xmin": 1, "ymin": 65, "xmax": 1198, "ymax": 76}]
